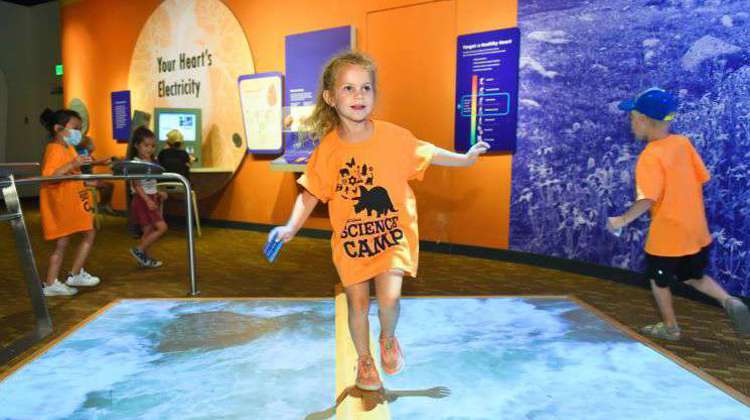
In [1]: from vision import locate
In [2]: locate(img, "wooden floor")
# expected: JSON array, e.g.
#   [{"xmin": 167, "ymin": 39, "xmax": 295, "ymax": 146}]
[{"xmin": 1, "ymin": 209, "xmax": 749, "ymax": 398}]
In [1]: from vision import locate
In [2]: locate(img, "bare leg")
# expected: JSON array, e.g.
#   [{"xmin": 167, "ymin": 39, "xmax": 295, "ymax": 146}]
[
  {"xmin": 374, "ymin": 270, "xmax": 403, "ymax": 338},
  {"xmin": 345, "ymin": 281, "xmax": 371, "ymax": 357},
  {"xmin": 650, "ymin": 280, "xmax": 678, "ymax": 328},
  {"xmin": 684, "ymin": 275, "xmax": 731, "ymax": 306},
  {"xmin": 46, "ymin": 236, "xmax": 70, "ymax": 286},
  {"xmin": 70, "ymin": 229, "xmax": 96, "ymax": 274},
  {"xmin": 138, "ymin": 221, "xmax": 168, "ymax": 253}
]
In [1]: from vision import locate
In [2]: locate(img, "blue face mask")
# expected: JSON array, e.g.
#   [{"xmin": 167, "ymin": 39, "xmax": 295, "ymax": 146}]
[{"xmin": 63, "ymin": 128, "xmax": 82, "ymax": 146}]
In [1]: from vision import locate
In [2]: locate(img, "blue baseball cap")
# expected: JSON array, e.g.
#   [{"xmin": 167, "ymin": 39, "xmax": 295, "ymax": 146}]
[{"xmin": 618, "ymin": 88, "xmax": 678, "ymax": 121}]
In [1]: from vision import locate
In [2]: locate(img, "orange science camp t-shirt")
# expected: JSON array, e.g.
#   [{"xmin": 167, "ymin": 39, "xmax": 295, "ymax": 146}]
[
  {"xmin": 39, "ymin": 142, "xmax": 93, "ymax": 240},
  {"xmin": 635, "ymin": 134, "xmax": 712, "ymax": 257},
  {"xmin": 298, "ymin": 120, "xmax": 436, "ymax": 286}
]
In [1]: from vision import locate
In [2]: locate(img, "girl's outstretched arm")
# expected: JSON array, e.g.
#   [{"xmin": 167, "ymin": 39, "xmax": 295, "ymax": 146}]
[
  {"xmin": 431, "ymin": 141, "xmax": 490, "ymax": 167},
  {"xmin": 270, "ymin": 189, "xmax": 320, "ymax": 243},
  {"xmin": 52, "ymin": 154, "xmax": 91, "ymax": 176}
]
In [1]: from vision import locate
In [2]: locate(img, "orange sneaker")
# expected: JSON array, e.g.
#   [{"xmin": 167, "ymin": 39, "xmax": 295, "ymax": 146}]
[
  {"xmin": 355, "ymin": 355, "xmax": 383, "ymax": 391},
  {"xmin": 379, "ymin": 335, "xmax": 405, "ymax": 375}
]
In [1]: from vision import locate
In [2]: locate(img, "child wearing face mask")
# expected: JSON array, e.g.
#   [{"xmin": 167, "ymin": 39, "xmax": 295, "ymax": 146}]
[{"xmin": 38, "ymin": 108, "xmax": 101, "ymax": 296}]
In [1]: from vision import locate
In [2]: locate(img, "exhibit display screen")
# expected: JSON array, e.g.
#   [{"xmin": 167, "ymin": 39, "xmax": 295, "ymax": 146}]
[
  {"xmin": 155, "ymin": 109, "xmax": 201, "ymax": 142},
  {"xmin": 154, "ymin": 108, "xmax": 202, "ymax": 166}
]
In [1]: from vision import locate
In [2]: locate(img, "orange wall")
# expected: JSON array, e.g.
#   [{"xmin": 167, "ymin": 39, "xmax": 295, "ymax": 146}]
[{"xmin": 61, "ymin": 0, "xmax": 516, "ymax": 249}]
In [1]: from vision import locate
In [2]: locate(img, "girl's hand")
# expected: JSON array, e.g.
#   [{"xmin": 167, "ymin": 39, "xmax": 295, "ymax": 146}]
[
  {"xmin": 465, "ymin": 141, "xmax": 490, "ymax": 165},
  {"xmin": 269, "ymin": 225, "xmax": 295, "ymax": 244},
  {"xmin": 145, "ymin": 197, "xmax": 158, "ymax": 211},
  {"xmin": 158, "ymin": 191, "xmax": 168, "ymax": 201},
  {"xmin": 71, "ymin": 155, "xmax": 92, "ymax": 168}
]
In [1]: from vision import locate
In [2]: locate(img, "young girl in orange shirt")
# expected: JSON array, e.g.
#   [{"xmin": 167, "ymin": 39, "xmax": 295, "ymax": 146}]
[
  {"xmin": 39, "ymin": 108, "xmax": 101, "ymax": 296},
  {"xmin": 269, "ymin": 52, "xmax": 489, "ymax": 390},
  {"xmin": 128, "ymin": 127, "xmax": 168, "ymax": 268}
]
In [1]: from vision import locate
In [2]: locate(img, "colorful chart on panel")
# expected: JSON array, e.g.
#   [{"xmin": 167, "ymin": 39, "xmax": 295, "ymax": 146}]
[{"xmin": 455, "ymin": 27, "xmax": 520, "ymax": 153}]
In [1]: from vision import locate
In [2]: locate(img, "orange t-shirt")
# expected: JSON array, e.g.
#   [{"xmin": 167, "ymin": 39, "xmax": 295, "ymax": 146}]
[
  {"xmin": 635, "ymin": 134, "xmax": 712, "ymax": 256},
  {"xmin": 39, "ymin": 142, "xmax": 94, "ymax": 240},
  {"xmin": 298, "ymin": 120, "xmax": 436, "ymax": 286}
]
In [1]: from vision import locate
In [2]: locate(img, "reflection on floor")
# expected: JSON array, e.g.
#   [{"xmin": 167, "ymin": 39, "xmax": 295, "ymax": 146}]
[{"xmin": 1, "ymin": 298, "xmax": 748, "ymax": 419}]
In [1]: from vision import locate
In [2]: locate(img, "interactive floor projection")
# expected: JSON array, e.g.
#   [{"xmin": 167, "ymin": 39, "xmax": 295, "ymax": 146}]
[
  {"xmin": 1, "ymin": 298, "xmax": 747, "ymax": 419},
  {"xmin": 0, "ymin": 300, "xmax": 335, "ymax": 419},
  {"xmin": 361, "ymin": 298, "xmax": 749, "ymax": 419}
]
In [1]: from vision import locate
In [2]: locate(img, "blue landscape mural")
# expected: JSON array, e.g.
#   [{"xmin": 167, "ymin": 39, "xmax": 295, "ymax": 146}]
[{"xmin": 511, "ymin": 0, "xmax": 750, "ymax": 296}]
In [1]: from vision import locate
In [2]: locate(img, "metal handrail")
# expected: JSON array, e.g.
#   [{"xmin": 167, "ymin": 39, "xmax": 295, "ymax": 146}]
[
  {"xmin": 0, "ymin": 162, "xmax": 40, "ymax": 177},
  {"xmin": 11, "ymin": 171, "xmax": 199, "ymax": 296},
  {"xmin": 1, "ymin": 169, "xmax": 52, "ymax": 365}
]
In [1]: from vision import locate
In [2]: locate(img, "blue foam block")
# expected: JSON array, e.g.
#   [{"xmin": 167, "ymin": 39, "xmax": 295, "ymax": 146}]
[{"xmin": 263, "ymin": 232, "xmax": 284, "ymax": 263}]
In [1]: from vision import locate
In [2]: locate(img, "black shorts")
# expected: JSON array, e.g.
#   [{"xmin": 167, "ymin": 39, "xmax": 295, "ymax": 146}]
[{"xmin": 645, "ymin": 246, "xmax": 710, "ymax": 288}]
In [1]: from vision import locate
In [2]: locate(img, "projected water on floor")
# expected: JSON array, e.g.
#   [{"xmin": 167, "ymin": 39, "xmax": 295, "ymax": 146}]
[
  {"xmin": 1, "ymin": 298, "xmax": 747, "ymax": 419},
  {"xmin": 0, "ymin": 300, "xmax": 334, "ymax": 419}
]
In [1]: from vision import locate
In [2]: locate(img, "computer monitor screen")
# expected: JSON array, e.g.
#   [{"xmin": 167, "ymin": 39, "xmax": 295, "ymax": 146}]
[
  {"xmin": 153, "ymin": 107, "xmax": 202, "ymax": 167},
  {"xmin": 157, "ymin": 112, "xmax": 197, "ymax": 142}
]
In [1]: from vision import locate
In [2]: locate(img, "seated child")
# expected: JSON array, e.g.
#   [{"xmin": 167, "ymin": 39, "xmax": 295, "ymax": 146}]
[{"xmin": 157, "ymin": 129, "xmax": 193, "ymax": 179}]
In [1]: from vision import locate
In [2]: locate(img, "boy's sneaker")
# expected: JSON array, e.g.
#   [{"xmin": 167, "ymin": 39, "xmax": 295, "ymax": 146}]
[
  {"xmin": 43, "ymin": 279, "xmax": 77, "ymax": 296},
  {"xmin": 379, "ymin": 335, "xmax": 405, "ymax": 375},
  {"xmin": 724, "ymin": 297, "xmax": 750, "ymax": 336},
  {"xmin": 355, "ymin": 355, "xmax": 382, "ymax": 391},
  {"xmin": 66, "ymin": 269, "xmax": 100, "ymax": 287},
  {"xmin": 641, "ymin": 322, "xmax": 681, "ymax": 341},
  {"xmin": 130, "ymin": 247, "xmax": 149, "ymax": 267},
  {"xmin": 144, "ymin": 256, "xmax": 163, "ymax": 268}
]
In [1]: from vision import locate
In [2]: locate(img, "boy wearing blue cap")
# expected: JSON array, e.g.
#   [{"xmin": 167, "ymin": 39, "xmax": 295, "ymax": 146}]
[{"xmin": 608, "ymin": 88, "xmax": 750, "ymax": 340}]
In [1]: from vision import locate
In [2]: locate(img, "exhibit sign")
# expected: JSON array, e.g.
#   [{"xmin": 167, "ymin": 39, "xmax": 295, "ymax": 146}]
[
  {"xmin": 128, "ymin": 0, "xmax": 254, "ymax": 170},
  {"xmin": 282, "ymin": 26, "xmax": 354, "ymax": 165},
  {"xmin": 239, "ymin": 72, "xmax": 284, "ymax": 154},
  {"xmin": 111, "ymin": 90, "xmax": 132, "ymax": 142},
  {"xmin": 454, "ymin": 27, "xmax": 520, "ymax": 153}
]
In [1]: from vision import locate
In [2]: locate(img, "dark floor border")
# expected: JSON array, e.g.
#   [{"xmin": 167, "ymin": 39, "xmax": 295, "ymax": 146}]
[{"xmin": 197, "ymin": 217, "xmax": 727, "ymax": 307}]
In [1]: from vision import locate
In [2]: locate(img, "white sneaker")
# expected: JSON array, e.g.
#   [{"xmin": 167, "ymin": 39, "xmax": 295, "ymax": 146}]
[
  {"xmin": 81, "ymin": 269, "xmax": 101, "ymax": 285},
  {"xmin": 144, "ymin": 257, "xmax": 163, "ymax": 268},
  {"xmin": 66, "ymin": 269, "xmax": 101, "ymax": 287},
  {"xmin": 43, "ymin": 279, "xmax": 78, "ymax": 296}
]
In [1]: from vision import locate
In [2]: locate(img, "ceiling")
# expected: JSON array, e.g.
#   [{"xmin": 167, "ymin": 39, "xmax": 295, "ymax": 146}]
[{"xmin": 2, "ymin": 0, "xmax": 57, "ymax": 6}]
